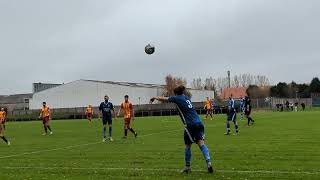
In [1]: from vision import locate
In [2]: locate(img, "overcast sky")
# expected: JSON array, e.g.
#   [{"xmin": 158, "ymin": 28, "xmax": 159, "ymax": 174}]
[{"xmin": 0, "ymin": 0, "xmax": 319, "ymax": 95}]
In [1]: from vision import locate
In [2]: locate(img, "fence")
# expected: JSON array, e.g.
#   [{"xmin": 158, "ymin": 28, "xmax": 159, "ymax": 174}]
[{"xmin": 5, "ymin": 98, "xmax": 314, "ymax": 121}]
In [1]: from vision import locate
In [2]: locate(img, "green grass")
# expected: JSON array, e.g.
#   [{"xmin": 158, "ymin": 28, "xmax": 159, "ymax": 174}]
[{"xmin": 0, "ymin": 111, "xmax": 320, "ymax": 179}]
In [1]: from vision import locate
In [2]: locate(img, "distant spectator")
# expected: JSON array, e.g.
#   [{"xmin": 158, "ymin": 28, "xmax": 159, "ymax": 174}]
[
  {"xmin": 294, "ymin": 102, "xmax": 298, "ymax": 112},
  {"xmin": 301, "ymin": 103, "xmax": 306, "ymax": 111},
  {"xmin": 290, "ymin": 103, "xmax": 294, "ymax": 111},
  {"xmin": 285, "ymin": 101, "xmax": 290, "ymax": 111}
]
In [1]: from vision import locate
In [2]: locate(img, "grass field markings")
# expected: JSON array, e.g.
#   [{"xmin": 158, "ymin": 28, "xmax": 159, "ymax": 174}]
[
  {"xmin": 2, "ymin": 166, "xmax": 320, "ymax": 175},
  {"xmin": 0, "ymin": 129, "xmax": 181, "ymax": 159}
]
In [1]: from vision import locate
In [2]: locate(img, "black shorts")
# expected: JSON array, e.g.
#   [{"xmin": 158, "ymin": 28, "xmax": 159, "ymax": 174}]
[
  {"xmin": 184, "ymin": 123, "xmax": 205, "ymax": 145},
  {"xmin": 102, "ymin": 117, "xmax": 112, "ymax": 125},
  {"xmin": 227, "ymin": 111, "xmax": 236, "ymax": 121},
  {"xmin": 245, "ymin": 108, "xmax": 251, "ymax": 116}
]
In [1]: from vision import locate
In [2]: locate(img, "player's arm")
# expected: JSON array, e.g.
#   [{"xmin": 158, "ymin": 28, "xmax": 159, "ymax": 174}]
[
  {"xmin": 150, "ymin": 96, "xmax": 169, "ymax": 103},
  {"xmin": 131, "ymin": 104, "xmax": 135, "ymax": 120},
  {"xmin": 117, "ymin": 104, "xmax": 123, "ymax": 117},
  {"xmin": 98, "ymin": 103, "xmax": 103, "ymax": 118},
  {"xmin": 111, "ymin": 104, "xmax": 116, "ymax": 118},
  {"xmin": 39, "ymin": 109, "xmax": 42, "ymax": 119},
  {"xmin": 48, "ymin": 108, "xmax": 51, "ymax": 120}
]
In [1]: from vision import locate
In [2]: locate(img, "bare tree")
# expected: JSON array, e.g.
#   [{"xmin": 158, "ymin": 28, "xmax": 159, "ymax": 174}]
[
  {"xmin": 163, "ymin": 75, "xmax": 192, "ymax": 97},
  {"xmin": 204, "ymin": 77, "xmax": 216, "ymax": 91},
  {"xmin": 191, "ymin": 78, "xmax": 203, "ymax": 90}
]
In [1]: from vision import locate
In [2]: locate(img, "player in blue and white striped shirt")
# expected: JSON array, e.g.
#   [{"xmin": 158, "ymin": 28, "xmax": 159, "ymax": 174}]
[
  {"xmin": 150, "ymin": 85, "xmax": 214, "ymax": 174},
  {"xmin": 225, "ymin": 95, "xmax": 239, "ymax": 135}
]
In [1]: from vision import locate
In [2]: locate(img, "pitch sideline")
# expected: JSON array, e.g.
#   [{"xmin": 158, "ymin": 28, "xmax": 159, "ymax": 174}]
[{"xmin": 2, "ymin": 166, "xmax": 320, "ymax": 175}]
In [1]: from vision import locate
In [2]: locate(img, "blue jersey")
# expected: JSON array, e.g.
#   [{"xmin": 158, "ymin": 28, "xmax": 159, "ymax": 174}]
[
  {"xmin": 168, "ymin": 95, "xmax": 202, "ymax": 125},
  {"xmin": 228, "ymin": 98, "xmax": 236, "ymax": 112},
  {"xmin": 240, "ymin": 98, "xmax": 245, "ymax": 109},
  {"xmin": 99, "ymin": 101, "xmax": 114, "ymax": 118}
]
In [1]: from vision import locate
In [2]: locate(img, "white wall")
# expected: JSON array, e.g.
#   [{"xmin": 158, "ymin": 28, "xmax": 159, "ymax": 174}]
[{"xmin": 29, "ymin": 80, "xmax": 215, "ymax": 109}]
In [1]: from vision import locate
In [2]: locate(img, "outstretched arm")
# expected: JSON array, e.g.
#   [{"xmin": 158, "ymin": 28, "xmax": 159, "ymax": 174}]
[
  {"xmin": 117, "ymin": 106, "xmax": 122, "ymax": 117},
  {"xmin": 150, "ymin": 96, "xmax": 169, "ymax": 103},
  {"xmin": 39, "ymin": 110, "xmax": 42, "ymax": 119}
]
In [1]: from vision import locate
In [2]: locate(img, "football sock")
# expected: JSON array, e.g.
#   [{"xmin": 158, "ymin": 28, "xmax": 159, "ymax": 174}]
[
  {"xmin": 1, "ymin": 136, "xmax": 8, "ymax": 143},
  {"xmin": 185, "ymin": 147, "xmax": 192, "ymax": 167},
  {"xmin": 109, "ymin": 127, "xmax": 112, "ymax": 137},
  {"xmin": 226, "ymin": 123, "xmax": 231, "ymax": 133},
  {"xmin": 248, "ymin": 118, "xmax": 250, "ymax": 126},
  {"xmin": 124, "ymin": 129, "xmax": 128, "ymax": 137},
  {"xmin": 129, "ymin": 128, "xmax": 136, "ymax": 134},
  {"xmin": 44, "ymin": 125, "xmax": 47, "ymax": 133},
  {"xmin": 235, "ymin": 124, "xmax": 239, "ymax": 133},
  {"xmin": 47, "ymin": 126, "xmax": 52, "ymax": 132},
  {"xmin": 103, "ymin": 127, "xmax": 106, "ymax": 138},
  {"xmin": 199, "ymin": 145, "xmax": 211, "ymax": 163}
]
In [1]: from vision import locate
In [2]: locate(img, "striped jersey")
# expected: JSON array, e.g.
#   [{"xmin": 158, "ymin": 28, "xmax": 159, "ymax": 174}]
[{"xmin": 168, "ymin": 95, "xmax": 202, "ymax": 125}]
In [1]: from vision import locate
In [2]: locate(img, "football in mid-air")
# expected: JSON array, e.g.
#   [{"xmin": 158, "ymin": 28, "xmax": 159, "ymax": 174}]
[{"xmin": 145, "ymin": 44, "xmax": 155, "ymax": 55}]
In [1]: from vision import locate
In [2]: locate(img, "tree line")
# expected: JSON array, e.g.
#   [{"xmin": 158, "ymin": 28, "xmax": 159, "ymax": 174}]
[{"xmin": 163, "ymin": 74, "xmax": 320, "ymax": 99}]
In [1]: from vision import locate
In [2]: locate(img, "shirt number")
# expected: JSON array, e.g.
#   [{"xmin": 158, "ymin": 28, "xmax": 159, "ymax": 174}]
[{"xmin": 186, "ymin": 100, "xmax": 193, "ymax": 108}]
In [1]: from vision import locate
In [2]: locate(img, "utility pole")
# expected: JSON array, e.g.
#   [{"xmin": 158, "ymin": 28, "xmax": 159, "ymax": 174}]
[{"xmin": 227, "ymin": 70, "xmax": 231, "ymax": 88}]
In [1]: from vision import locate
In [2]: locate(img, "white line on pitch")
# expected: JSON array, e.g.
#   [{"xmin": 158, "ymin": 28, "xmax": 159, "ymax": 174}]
[
  {"xmin": 0, "ymin": 129, "xmax": 181, "ymax": 159},
  {"xmin": 2, "ymin": 166, "xmax": 320, "ymax": 175}
]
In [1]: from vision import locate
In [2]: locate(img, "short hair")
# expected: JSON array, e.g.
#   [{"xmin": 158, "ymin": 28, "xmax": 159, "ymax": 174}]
[
  {"xmin": 42, "ymin": 102, "xmax": 46, "ymax": 104},
  {"xmin": 174, "ymin": 85, "xmax": 186, "ymax": 95},
  {"xmin": 124, "ymin": 95, "xmax": 129, "ymax": 98}
]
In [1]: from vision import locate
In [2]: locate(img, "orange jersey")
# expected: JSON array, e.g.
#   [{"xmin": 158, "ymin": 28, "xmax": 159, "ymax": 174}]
[
  {"xmin": 86, "ymin": 107, "xmax": 93, "ymax": 114},
  {"xmin": 0, "ymin": 111, "xmax": 6, "ymax": 121},
  {"xmin": 205, "ymin": 100, "xmax": 212, "ymax": 109},
  {"xmin": 121, "ymin": 101, "xmax": 133, "ymax": 119},
  {"xmin": 41, "ymin": 106, "xmax": 50, "ymax": 118}
]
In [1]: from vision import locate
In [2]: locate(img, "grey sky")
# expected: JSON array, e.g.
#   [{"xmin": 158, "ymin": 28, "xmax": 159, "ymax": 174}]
[{"xmin": 1, "ymin": 0, "xmax": 319, "ymax": 95}]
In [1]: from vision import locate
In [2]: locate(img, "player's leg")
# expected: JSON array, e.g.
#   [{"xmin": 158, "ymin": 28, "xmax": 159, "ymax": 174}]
[
  {"xmin": 231, "ymin": 113, "xmax": 238, "ymax": 134},
  {"xmin": 240, "ymin": 108, "xmax": 244, "ymax": 120},
  {"xmin": 195, "ymin": 124, "xmax": 213, "ymax": 173},
  {"xmin": 246, "ymin": 110, "xmax": 254, "ymax": 125},
  {"xmin": 225, "ymin": 113, "xmax": 231, "ymax": 135},
  {"xmin": 181, "ymin": 144, "xmax": 192, "ymax": 173},
  {"xmin": 107, "ymin": 118, "xmax": 113, "ymax": 141},
  {"xmin": 0, "ymin": 125, "xmax": 10, "ymax": 145},
  {"xmin": 42, "ymin": 118, "xmax": 48, "ymax": 135},
  {"xmin": 210, "ymin": 109, "xmax": 213, "ymax": 119},
  {"xmin": 123, "ymin": 119, "xmax": 128, "ymax": 138},
  {"xmin": 89, "ymin": 113, "xmax": 92, "ymax": 122},
  {"xmin": 102, "ymin": 118, "xmax": 107, "ymax": 142},
  {"xmin": 46, "ymin": 120, "xmax": 52, "ymax": 134},
  {"xmin": 127, "ymin": 118, "xmax": 137, "ymax": 137},
  {"xmin": 182, "ymin": 128, "xmax": 193, "ymax": 173},
  {"xmin": 233, "ymin": 119, "xmax": 239, "ymax": 135}
]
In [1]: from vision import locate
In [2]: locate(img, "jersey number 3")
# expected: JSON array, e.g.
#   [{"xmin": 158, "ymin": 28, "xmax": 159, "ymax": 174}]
[{"xmin": 186, "ymin": 100, "xmax": 193, "ymax": 108}]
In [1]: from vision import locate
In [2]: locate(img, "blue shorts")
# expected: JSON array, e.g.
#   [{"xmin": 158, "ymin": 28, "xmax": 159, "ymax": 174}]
[
  {"xmin": 102, "ymin": 117, "xmax": 112, "ymax": 125},
  {"xmin": 184, "ymin": 123, "xmax": 205, "ymax": 144},
  {"xmin": 227, "ymin": 111, "xmax": 236, "ymax": 121}
]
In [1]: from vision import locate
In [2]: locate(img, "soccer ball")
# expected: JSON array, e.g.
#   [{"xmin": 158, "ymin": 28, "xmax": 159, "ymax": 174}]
[{"xmin": 145, "ymin": 44, "xmax": 155, "ymax": 55}]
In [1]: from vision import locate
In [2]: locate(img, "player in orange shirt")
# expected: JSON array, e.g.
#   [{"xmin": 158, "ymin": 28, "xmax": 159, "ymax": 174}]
[
  {"xmin": 204, "ymin": 97, "xmax": 213, "ymax": 120},
  {"xmin": 0, "ymin": 107, "xmax": 10, "ymax": 145},
  {"xmin": 0, "ymin": 107, "xmax": 7, "ymax": 129},
  {"xmin": 117, "ymin": 95, "xmax": 138, "ymax": 139},
  {"xmin": 39, "ymin": 102, "xmax": 53, "ymax": 135},
  {"xmin": 85, "ymin": 105, "xmax": 94, "ymax": 123}
]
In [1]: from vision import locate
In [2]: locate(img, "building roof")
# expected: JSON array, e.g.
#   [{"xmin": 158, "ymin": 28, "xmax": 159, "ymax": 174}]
[
  {"xmin": 219, "ymin": 87, "xmax": 247, "ymax": 100},
  {"xmin": 0, "ymin": 93, "xmax": 33, "ymax": 104},
  {"xmin": 82, "ymin": 79, "xmax": 165, "ymax": 88}
]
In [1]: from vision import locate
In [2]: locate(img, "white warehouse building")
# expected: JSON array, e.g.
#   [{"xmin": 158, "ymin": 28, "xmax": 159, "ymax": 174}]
[{"xmin": 29, "ymin": 79, "xmax": 215, "ymax": 109}]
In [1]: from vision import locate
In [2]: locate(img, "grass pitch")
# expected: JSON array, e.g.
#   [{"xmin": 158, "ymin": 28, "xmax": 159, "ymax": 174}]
[{"xmin": 0, "ymin": 111, "xmax": 320, "ymax": 179}]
